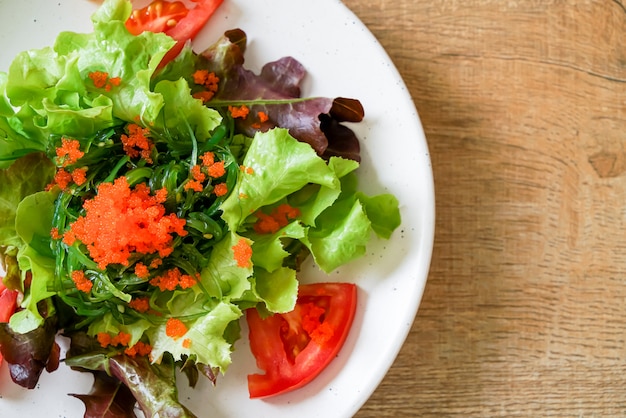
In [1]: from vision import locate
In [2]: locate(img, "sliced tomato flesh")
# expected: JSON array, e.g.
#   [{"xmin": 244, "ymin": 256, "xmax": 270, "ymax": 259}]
[
  {"xmin": 0, "ymin": 284, "xmax": 19, "ymax": 366},
  {"xmin": 125, "ymin": 0, "xmax": 190, "ymax": 36},
  {"xmin": 246, "ymin": 282, "xmax": 357, "ymax": 399},
  {"xmin": 125, "ymin": 0, "xmax": 224, "ymax": 67}
]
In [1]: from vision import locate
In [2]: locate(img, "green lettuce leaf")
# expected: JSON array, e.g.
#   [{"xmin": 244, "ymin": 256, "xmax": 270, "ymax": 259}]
[
  {"xmin": 200, "ymin": 231, "xmax": 253, "ymax": 301},
  {"xmin": 0, "ymin": 0, "xmax": 175, "ymax": 165},
  {"xmin": 9, "ymin": 190, "xmax": 59, "ymax": 333},
  {"xmin": 253, "ymin": 266, "xmax": 298, "ymax": 313},
  {"xmin": 220, "ymin": 128, "xmax": 339, "ymax": 231},
  {"xmin": 303, "ymin": 197, "xmax": 371, "ymax": 273},
  {"xmin": 153, "ymin": 78, "xmax": 222, "ymax": 142},
  {"xmin": 0, "ymin": 153, "xmax": 55, "ymax": 248},
  {"xmin": 148, "ymin": 300, "xmax": 241, "ymax": 372}
]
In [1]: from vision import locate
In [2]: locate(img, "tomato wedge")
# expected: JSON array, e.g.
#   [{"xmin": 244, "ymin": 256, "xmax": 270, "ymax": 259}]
[
  {"xmin": 246, "ymin": 282, "xmax": 357, "ymax": 399},
  {"xmin": 125, "ymin": 0, "xmax": 224, "ymax": 67},
  {"xmin": 0, "ymin": 281, "xmax": 19, "ymax": 367},
  {"xmin": 125, "ymin": 0, "xmax": 190, "ymax": 35}
]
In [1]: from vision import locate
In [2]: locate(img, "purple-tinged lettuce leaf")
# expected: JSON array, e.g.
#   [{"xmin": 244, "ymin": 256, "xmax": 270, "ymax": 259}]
[
  {"xmin": 71, "ymin": 371, "xmax": 138, "ymax": 418},
  {"xmin": 0, "ymin": 315, "xmax": 58, "ymax": 389},
  {"xmin": 67, "ymin": 332, "xmax": 197, "ymax": 418},
  {"xmin": 197, "ymin": 29, "xmax": 364, "ymax": 161}
]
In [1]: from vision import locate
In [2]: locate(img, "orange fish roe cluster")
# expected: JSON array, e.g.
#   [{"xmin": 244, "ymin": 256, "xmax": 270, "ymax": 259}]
[
  {"xmin": 240, "ymin": 165, "xmax": 254, "ymax": 175},
  {"xmin": 63, "ymin": 176, "xmax": 187, "ymax": 270},
  {"xmin": 46, "ymin": 167, "xmax": 88, "ymax": 191},
  {"xmin": 46, "ymin": 168, "xmax": 73, "ymax": 191},
  {"xmin": 149, "ymin": 267, "xmax": 198, "ymax": 291},
  {"xmin": 71, "ymin": 168, "xmax": 88, "ymax": 186},
  {"xmin": 228, "ymin": 105, "xmax": 250, "ymax": 119},
  {"xmin": 213, "ymin": 182, "xmax": 228, "ymax": 197},
  {"xmin": 71, "ymin": 270, "xmax": 93, "ymax": 293},
  {"xmin": 207, "ymin": 160, "xmax": 225, "ymax": 178},
  {"xmin": 257, "ymin": 111, "xmax": 269, "ymax": 123},
  {"xmin": 182, "ymin": 338, "xmax": 192, "ymax": 349},
  {"xmin": 300, "ymin": 302, "xmax": 334, "ymax": 344},
  {"xmin": 200, "ymin": 151, "xmax": 215, "ymax": 166},
  {"xmin": 165, "ymin": 318, "xmax": 188, "ymax": 340},
  {"xmin": 50, "ymin": 227, "xmax": 61, "ymax": 240},
  {"xmin": 253, "ymin": 204, "xmax": 301, "ymax": 234},
  {"xmin": 184, "ymin": 180, "xmax": 204, "ymax": 192},
  {"xmin": 184, "ymin": 165, "xmax": 207, "ymax": 192},
  {"xmin": 97, "ymin": 331, "xmax": 132, "ymax": 348},
  {"xmin": 88, "ymin": 71, "xmax": 121, "ymax": 92},
  {"xmin": 56, "ymin": 138, "xmax": 84, "ymax": 166},
  {"xmin": 124, "ymin": 341, "xmax": 152, "ymax": 357},
  {"xmin": 200, "ymin": 152, "xmax": 225, "ymax": 178},
  {"xmin": 121, "ymin": 124, "xmax": 154, "ymax": 163},
  {"xmin": 184, "ymin": 155, "xmax": 228, "ymax": 193},
  {"xmin": 191, "ymin": 70, "xmax": 219, "ymax": 102},
  {"xmin": 232, "ymin": 238, "xmax": 253, "ymax": 268},
  {"xmin": 251, "ymin": 111, "xmax": 270, "ymax": 130},
  {"xmin": 134, "ymin": 262, "xmax": 150, "ymax": 279},
  {"xmin": 191, "ymin": 165, "xmax": 206, "ymax": 182},
  {"xmin": 128, "ymin": 296, "xmax": 151, "ymax": 313}
]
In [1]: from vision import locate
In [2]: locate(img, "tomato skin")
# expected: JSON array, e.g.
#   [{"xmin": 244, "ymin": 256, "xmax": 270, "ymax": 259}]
[
  {"xmin": 125, "ymin": 0, "xmax": 190, "ymax": 36},
  {"xmin": 125, "ymin": 0, "xmax": 224, "ymax": 67},
  {"xmin": 246, "ymin": 282, "xmax": 357, "ymax": 399},
  {"xmin": 0, "ymin": 283, "xmax": 19, "ymax": 366}
]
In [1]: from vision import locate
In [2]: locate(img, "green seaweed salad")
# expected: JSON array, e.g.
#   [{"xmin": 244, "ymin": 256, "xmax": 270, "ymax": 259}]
[{"xmin": 0, "ymin": 0, "xmax": 400, "ymax": 415}]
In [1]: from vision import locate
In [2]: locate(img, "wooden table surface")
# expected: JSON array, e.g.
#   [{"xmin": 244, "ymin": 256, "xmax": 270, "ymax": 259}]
[{"xmin": 345, "ymin": 0, "xmax": 626, "ymax": 416}]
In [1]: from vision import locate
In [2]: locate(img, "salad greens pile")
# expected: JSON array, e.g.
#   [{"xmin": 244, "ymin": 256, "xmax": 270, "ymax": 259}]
[{"xmin": 0, "ymin": 0, "xmax": 400, "ymax": 415}]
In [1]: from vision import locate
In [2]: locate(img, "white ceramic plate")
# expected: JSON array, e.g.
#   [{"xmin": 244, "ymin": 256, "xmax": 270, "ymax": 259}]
[{"xmin": 0, "ymin": 1, "xmax": 434, "ymax": 417}]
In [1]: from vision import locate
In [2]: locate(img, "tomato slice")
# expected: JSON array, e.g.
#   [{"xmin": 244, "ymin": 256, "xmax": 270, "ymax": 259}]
[
  {"xmin": 125, "ymin": 0, "xmax": 224, "ymax": 67},
  {"xmin": 246, "ymin": 282, "xmax": 357, "ymax": 399},
  {"xmin": 125, "ymin": 0, "xmax": 190, "ymax": 35},
  {"xmin": 0, "ymin": 283, "xmax": 19, "ymax": 367}
]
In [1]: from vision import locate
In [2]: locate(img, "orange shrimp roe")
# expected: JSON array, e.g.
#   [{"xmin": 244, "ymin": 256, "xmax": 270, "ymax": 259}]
[
  {"xmin": 63, "ymin": 176, "xmax": 187, "ymax": 270},
  {"xmin": 71, "ymin": 168, "xmax": 88, "ymax": 186},
  {"xmin": 232, "ymin": 238, "xmax": 253, "ymax": 268},
  {"xmin": 134, "ymin": 262, "xmax": 150, "ymax": 279},
  {"xmin": 213, "ymin": 182, "xmax": 228, "ymax": 197},
  {"xmin": 228, "ymin": 105, "xmax": 250, "ymax": 119},
  {"xmin": 184, "ymin": 180, "xmax": 204, "ymax": 192},
  {"xmin": 257, "ymin": 111, "xmax": 269, "ymax": 123},
  {"xmin": 240, "ymin": 165, "xmax": 254, "ymax": 175},
  {"xmin": 46, "ymin": 168, "xmax": 73, "ymax": 191},
  {"xmin": 71, "ymin": 270, "xmax": 93, "ymax": 293},
  {"xmin": 56, "ymin": 138, "xmax": 84, "ymax": 166},
  {"xmin": 192, "ymin": 91, "xmax": 215, "ymax": 103},
  {"xmin": 301, "ymin": 303, "xmax": 334, "ymax": 344},
  {"xmin": 121, "ymin": 124, "xmax": 153, "ymax": 163},
  {"xmin": 192, "ymin": 70, "xmax": 219, "ymax": 102},
  {"xmin": 191, "ymin": 165, "xmax": 206, "ymax": 182},
  {"xmin": 253, "ymin": 204, "xmax": 301, "ymax": 234},
  {"xmin": 165, "ymin": 318, "xmax": 188, "ymax": 340},
  {"xmin": 97, "ymin": 331, "xmax": 132, "ymax": 348},
  {"xmin": 200, "ymin": 151, "xmax": 215, "ymax": 166},
  {"xmin": 88, "ymin": 71, "xmax": 121, "ymax": 92},
  {"xmin": 128, "ymin": 296, "xmax": 151, "ymax": 313},
  {"xmin": 88, "ymin": 71, "xmax": 109, "ymax": 89},
  {"xmin": 207, "ymin": 160, "xmax": 225, "ymax": 178},
  {"xmin": 149, "ymin": 267, "xmax": 197, "ymax": 291},
  {"xmin": 124, "ymin": 341, "xmax": 152, "ymax": 357},
  {"xmin": 251, "ymin": 111, "xmax": 270, "ymax": 130},
  {"xmin": 50, "ymin": 227, "xmax": 61, "ymax": 240}
]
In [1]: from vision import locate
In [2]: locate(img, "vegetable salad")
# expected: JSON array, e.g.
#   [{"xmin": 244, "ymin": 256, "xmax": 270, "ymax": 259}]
[{"xmin": 0, "ymin": 0, "xmax": 401, "ymax": 415}]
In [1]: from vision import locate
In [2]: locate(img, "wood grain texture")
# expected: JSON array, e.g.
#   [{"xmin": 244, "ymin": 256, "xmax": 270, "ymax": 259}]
[{"xmin": 343, "ymin": 0, "xmax": 626, "ymax": 416}]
